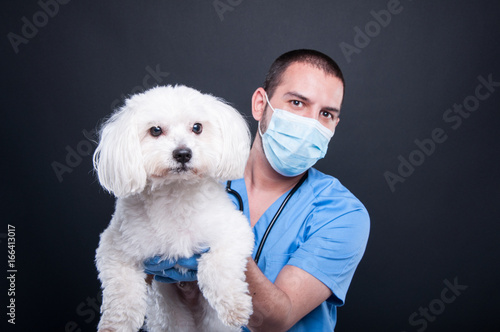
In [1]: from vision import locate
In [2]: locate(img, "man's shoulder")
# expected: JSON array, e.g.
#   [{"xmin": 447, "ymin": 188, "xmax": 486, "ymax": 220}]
[
  {"xmin": 307, "ymin": 168, "xmax": 363, "ymax": 201},
  {"xmin": 306, "ymin": 168, "xmax": 369, "ymax": 220},
  {"xmin": 305, "ymin": 168, "xmax": 370, "ymax": 243}
]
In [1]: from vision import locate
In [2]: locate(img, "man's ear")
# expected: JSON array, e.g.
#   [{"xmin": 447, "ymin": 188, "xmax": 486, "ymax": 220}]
[{"xmin": 251, "ymin": 87, "xmax": 267, "ymax": 122}]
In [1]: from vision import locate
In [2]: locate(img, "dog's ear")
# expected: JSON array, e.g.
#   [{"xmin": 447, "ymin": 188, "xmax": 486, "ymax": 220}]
[
  {"xmin": 211, "ymin": 98, "xmax": 251, "ymax": 181},
  {"xmin": 93, "ymin": 103, "xmax": 147, "ymax": 197}
]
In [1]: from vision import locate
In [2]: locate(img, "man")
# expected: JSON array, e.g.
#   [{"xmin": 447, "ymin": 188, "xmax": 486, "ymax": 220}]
[{"xmin": 145, "ymin": 49, "xmax": 370, "ymax": 331}]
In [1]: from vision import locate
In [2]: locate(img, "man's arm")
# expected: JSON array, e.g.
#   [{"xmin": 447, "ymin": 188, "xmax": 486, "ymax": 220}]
[{"xmin": 245, "ymin": 258, "xmax": 332, "ymax": 332}]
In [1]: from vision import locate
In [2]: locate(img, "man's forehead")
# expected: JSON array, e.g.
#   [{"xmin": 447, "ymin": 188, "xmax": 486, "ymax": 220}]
[
  {"xmin": 275, "ymin": 65, "xmax": 344, "ymax": 110},
  {"xmin": 279, "ymin": 62, "xmax": 343, "ymax": 89}
]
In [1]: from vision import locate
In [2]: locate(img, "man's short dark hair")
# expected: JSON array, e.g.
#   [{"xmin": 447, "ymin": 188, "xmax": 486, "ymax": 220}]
[{"xmin": 263, "ymin": 49, "xmax": 345, "ymax": 99}]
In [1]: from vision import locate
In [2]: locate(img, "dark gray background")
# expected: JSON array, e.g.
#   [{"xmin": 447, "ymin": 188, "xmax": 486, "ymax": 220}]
[{"xmin": 2, "ymin": 0, "xmax": 500, "ymax": 331}]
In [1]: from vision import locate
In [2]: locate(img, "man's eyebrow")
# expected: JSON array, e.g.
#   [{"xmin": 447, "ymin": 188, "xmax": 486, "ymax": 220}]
[
  {"xmin": 283, "ymin": 91, "xmax": 310, "ymax": 102},
  {"xmin": 283, "ymin": 91, "xmax": 340, "ymax": 113},
  {"xmin": 325, "ymin": 106, "xmax": 340, "ymax": 114}
]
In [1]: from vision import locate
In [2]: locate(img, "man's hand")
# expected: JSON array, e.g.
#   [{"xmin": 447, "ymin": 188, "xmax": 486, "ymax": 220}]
[{"xmin": 143, "ymin": 248, "xmax": 209, "ymax": 283}]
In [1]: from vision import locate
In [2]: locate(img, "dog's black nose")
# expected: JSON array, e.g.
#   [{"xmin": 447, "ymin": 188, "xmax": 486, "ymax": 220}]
[{"xmin": 173, "ymin": 148, "xmax": 192, "ymax": 164}]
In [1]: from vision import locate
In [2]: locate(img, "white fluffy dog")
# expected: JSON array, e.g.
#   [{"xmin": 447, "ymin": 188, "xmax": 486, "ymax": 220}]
[{"xmin": 93, "ymin": 85, "xmax": 254, "ymax": 332}]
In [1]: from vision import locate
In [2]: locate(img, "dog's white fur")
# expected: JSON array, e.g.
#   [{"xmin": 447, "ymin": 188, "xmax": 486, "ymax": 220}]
[{"xmin": 93, "ymin": 85, "xmax": 254, "ymax": 332}]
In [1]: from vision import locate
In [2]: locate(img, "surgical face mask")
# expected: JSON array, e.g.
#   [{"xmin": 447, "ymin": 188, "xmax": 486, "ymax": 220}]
[{"xmin": 259, "ymin": 93, "xmax": 334, "ymax": 177}]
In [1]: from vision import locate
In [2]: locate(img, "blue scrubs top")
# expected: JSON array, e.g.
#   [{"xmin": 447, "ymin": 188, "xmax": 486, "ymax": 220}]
[{"xmin": 227, "ymin": 168, "xmax": 370, "ymax": 331}]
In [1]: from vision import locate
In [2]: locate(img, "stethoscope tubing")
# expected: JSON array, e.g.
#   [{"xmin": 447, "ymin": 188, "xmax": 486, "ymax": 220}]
[{"xmin": 226, "ymin": 172, "xmax": 308, "ymax": 264}]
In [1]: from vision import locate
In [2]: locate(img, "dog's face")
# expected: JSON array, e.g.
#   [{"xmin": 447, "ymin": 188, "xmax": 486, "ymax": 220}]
[
  {"xmin": 93, "ymin": 85, "xmax": 251, "ymax": 197},
  {"xmin": 138, "ymin": 89, "xmax": 223, "ymax": 181}
]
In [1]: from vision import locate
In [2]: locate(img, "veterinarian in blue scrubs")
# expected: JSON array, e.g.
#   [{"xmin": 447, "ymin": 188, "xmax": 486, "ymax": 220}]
[
  {"xmin": 226, "ymin": 167, "xmax": 368, "ymax": 332},
  {"xmin": 231, "ymin": 49, "xmax": 369, "ymax": 332},
  {"xmin": 146, "ymin": 49, "xmax": 370, "ymax": 331}
]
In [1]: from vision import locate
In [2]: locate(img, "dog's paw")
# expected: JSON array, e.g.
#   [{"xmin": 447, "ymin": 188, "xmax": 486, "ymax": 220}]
[
  {"xmin": 98, "ymin": 315, "xmax": 144, "ymax": 332},
  {"xmin": 216, "ymin": 292, "xmax": 253, "ymax": 328}
]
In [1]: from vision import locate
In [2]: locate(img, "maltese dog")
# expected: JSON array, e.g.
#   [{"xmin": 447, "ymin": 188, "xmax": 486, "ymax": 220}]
[{"xmin": 93, "ymin": 85, "xmax": 254, "ymax": 332}]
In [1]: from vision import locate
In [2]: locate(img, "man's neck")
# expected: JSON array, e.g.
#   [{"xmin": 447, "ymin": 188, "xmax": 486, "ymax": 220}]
[
  {"xmin": 244, "ymin": 140, "xmax": 305, "ymax": 227},
  {"xmin": 244, "ymin": 139, "xmax": 304, "ymax": 196}
]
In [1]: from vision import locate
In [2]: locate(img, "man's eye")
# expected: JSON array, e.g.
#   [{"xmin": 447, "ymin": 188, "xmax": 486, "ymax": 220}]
[
  {"xmin": 321, "ymin": 111, "xmax": 333, "ymax": 119},
  {"xmin": 149, "ymin": 126, "xmax": 163, "ymax": 137},
  {"xmin": 291, "ymin": 100, "xmax": 303, "ymax": 107}
]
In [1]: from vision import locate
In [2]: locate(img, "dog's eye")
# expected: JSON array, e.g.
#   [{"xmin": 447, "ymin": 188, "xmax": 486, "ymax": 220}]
[
  {"xmin": 192, "ymin": 123, "xmax": 203, "ymax": 134},
  {"xmin": 149, "ymin": 126, "xmax": 163, "ymax": 137}
]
